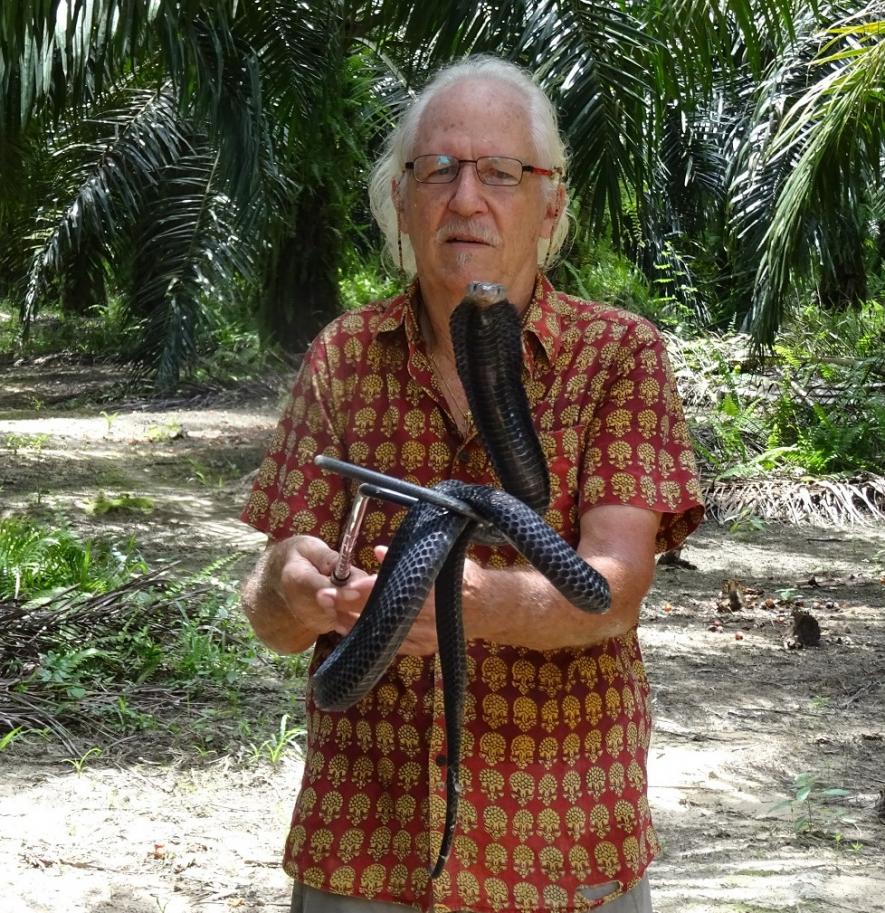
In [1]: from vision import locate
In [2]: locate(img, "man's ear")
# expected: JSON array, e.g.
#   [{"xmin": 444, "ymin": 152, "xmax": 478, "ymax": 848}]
[
  {"xmin": 542, "ymin": 183, "xmax": 566, "ymax": 240},
  {"xmin": 391, "ymin": 176, "xmax": 403, "ymax": 214}
]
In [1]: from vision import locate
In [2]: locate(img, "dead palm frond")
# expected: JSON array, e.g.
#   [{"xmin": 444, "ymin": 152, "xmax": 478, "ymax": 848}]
[{"xmin": 703, "ymin": 473, "xmax": 885, "ymax": 526}]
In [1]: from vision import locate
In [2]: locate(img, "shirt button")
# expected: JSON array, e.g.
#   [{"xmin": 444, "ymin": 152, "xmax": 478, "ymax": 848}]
[
  {"xmin": 457, "ymin": 450, "xmax": 469, "ymax": 464},
  {"xmin": 435, "ymin": 753, "xmax": 447, "ymax": 767}
]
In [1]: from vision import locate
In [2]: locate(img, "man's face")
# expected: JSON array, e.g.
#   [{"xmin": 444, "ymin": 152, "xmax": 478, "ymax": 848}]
[{"xmin": 396, "ymin": 79, "xmax": 560, "ymax": 308}]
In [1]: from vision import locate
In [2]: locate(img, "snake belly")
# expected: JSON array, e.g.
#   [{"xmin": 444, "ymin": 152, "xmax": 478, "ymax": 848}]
[{"xmin": 312, "ymin": 284, "xmax": 611, "ymax": 878}]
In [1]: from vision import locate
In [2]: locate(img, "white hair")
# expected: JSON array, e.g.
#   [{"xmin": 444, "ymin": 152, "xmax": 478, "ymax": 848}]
[{"xmin": 368, "ymin": 55, "xmax": 571, "ymax": 277}]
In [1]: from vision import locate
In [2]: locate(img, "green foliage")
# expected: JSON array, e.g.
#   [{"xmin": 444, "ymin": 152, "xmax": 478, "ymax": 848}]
[
  {"xmin": 0, "ymin": 295, "xmax": 140, "ymax": 359},
  {"xmin": 738, "ymin": 7, "xmax": 885, "ymax": 344},
  {"xmin": 171, "ymin": 592, "xmax": 256, "ymax": 687},
  {"xmin": 185, "ymin": 457, "xmax": 237, "ymax": 489},
  {"xmin": 556, "ymin": 238, "xmax": 653, "ymax": 316},
  {"xmin": 0, "ymin": 725, "xmax": 36, "ymax": 752},
  {"xmin": 63, "ymin": 746, "xmax": 103, "ymax": 774},
  {"xmin": 647, "ymin": 240, "xmax": 711, "ymax": 331},
  {"xmin": 671, "ymin": 340, "xmax": 768, "ymax": 476},
  {"xmin": 770, "ymin": 771, "xmax": 855, "ymax": 838},
  {"xmin": 1, "ymin": 0, "xmax": 864, "ymax": 379},
  {"xmin": 1, "ymin": 432, "xmax": 50, "ymax": 454},
  {"xmin": 86, "ymin": 492, "xmax": 156, "ymax": 515},
  {"xmin": 338, "ymin": 259, "xmax": 400, "ymax": 312},
  {"xmin": 556, "ymin": 235, "xmax": 715, "ymax": 333},
  {"xmin": 192, "ymin": 291, "xmax": 279, "ymax": 385},
  {"xmin": 0, "ymin": 298, "xmax": 17, "ymax": 349},
  {"xmin": 765, "ymin": 300, "xmax": 885, "ymax": 474},
  {"xmin": 0, "ymin": 516, "xmax": 145, "ymax": 601},
  {"xmin": 726, "ymin": 510, "xmax": 766, "ymax": 537},
  {"xmin": 246, "ymin": 713, "xmax": 306, "ymax": 765},
  {"xmin": 1, "ymin": 1, "xmax": 883, "ymax": 381},
  {"xmin": 1, "ymin": 530, "xmax": 307, "ymax": 750},
  {"xmin": 145, "ymin": 422, "xmax": 184, "ymax": 443},
  {"xmin": 672, "ymin": 298, "xmax": 885, "ymax": 479}
]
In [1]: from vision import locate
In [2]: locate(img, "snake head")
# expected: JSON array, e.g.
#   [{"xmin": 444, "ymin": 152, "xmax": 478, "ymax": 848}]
[{"xmin": 465, "ymin": 281, "xmax": 507, "ymax": 307}]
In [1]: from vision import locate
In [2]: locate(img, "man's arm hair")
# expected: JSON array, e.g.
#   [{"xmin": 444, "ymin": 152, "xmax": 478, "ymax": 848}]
[
  {"xmin": 460, "ymin": 504, "xmax": 660, "ymax": 651},
  {"xmin": 241, "ymin": 537, "xmax": 334, "ymax": 655}
]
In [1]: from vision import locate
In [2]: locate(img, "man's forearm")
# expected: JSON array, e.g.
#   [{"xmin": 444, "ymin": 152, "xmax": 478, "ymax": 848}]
[{"xmin": 461, "ymin": 553, "xmax": 654, "ymax": 651}]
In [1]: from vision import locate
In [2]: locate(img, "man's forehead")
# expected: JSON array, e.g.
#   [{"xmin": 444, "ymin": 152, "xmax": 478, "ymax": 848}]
[{"xmin": 413, "ymin": 79, "xmax": 535, "ymax": 152}]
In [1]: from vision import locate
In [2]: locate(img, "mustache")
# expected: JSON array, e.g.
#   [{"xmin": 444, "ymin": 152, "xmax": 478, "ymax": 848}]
[{"xmin": 436, "ymin": 220, "xmax": 501, "ymax": 246}]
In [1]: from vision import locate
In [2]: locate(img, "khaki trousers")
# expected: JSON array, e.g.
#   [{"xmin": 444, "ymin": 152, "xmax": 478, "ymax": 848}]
[{"xmin": 291, "ymin": 874, "xmax": 653, "ymax": 912}]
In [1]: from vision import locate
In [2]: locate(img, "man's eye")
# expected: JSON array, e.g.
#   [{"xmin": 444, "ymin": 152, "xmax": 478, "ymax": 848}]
[{"xmin": 482, "ymin": 169, "xmax": 516, "ymax": 184}]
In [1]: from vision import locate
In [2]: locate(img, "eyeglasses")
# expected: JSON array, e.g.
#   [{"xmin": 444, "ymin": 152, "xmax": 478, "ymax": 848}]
[{"xmin": 405, "ymin": 154, "xmax": 562, "ymax": 186}]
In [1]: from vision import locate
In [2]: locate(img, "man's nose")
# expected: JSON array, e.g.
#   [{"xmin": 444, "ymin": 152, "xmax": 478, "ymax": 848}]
[{"xmin": 447, "ymin": 163, "xmax": 488, "ymax": 215}]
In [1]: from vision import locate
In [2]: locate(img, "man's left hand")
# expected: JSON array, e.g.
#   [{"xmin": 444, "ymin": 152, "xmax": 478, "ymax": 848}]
[{"xmin": 316, "ymin": 545, "xmax": 441, "ymax": 656}]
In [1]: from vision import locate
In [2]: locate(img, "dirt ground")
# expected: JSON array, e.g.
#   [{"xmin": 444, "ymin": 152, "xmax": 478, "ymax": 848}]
[{"xmin": 1, "ymin": 359, "xmax": 883, "ymax": 913}]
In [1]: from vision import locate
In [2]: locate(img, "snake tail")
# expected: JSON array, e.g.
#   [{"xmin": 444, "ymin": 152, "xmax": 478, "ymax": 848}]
[{"xmin": 429, "ymin": 525, "xmax": 472, "ymax": 878}]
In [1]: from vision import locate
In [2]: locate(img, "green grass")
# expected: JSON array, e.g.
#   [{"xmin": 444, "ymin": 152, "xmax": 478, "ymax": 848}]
[
  {"xmin": 0, "ymin": 518, "xmax": 308, "ymax": 759},
  {"xmin": 1, "ymin": 432, "xmax": 52, "ymax": 453}
]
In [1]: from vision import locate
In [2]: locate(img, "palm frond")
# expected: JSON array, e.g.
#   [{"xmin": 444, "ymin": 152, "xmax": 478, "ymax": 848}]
[
  {"xmin": 1, "ymin": 2, "xmax": 275, "ymax": 216},
  {"xmin": 516, "ymin": 1, "xmax": 660, "ymax": 243},
  {"xmin": 22, "ymin": 88, "xmax": 191, "ymax": 327},
  {"xmin": 356, "ymin": 0, "xmax": 528, "ymax": 76},
  {"xmin": 129, "ymin": 147, "xmax": 255, "ymax": 388},
  {"xmin": 726, "ymin": 4, "xmax": 843, "ymax": 327},
  {"xmin": 749, "ymin": 4, "xmax": 885, "ymax": 342},
  {"xmin": 703, "ymin": 474, "xmax": 885, "ymax": 525},
  {"xmin": 1, "ymin": 0, "xmax": 158, "ymax": 131},
  {"xmin": 638, "ymin": 0, "xmax": 801, "ymax": 96},
  {"xmin": 244, "ymin": 0, "xmax": 347, "ymax": 131}
]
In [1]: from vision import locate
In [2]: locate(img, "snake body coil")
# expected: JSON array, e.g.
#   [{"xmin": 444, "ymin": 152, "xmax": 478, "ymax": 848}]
[{"xmin": 313, "ymin": 283, "xmax": 611, "ymax": 878}]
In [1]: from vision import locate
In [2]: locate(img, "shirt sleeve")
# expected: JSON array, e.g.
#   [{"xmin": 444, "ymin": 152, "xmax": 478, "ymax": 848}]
[
  {"xmin": 579, "ymin": 315, "xmax": 704, "ymax": 552},
  {"xmin": 240, "ymin": 331, "xmax": 349, "ymax": 546}
]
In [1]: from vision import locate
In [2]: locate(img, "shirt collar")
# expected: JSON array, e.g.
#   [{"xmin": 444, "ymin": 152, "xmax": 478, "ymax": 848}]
[
  {"xmin": 522, "ymin": 274, "xmax": 563, "ymax": 367},
  {"xmin": 375, "ymin": 275, "xmax": 564, "ymax": 367}
]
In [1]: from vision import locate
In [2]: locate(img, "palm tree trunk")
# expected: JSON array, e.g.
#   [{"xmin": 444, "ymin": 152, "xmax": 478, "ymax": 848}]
[
  {"xmin": 60, "ymin": 261, "xmax": 106, "ymax": 315},
  {"xmin": 818, "ymin": 240, "xmax": 868, "ymax": 310},
  {"xmin": 260, "ymin": 187, "xmax": 342, "ymax": 353},
  {"xmin": 876, "ymin": 221, "xmax": 885, "ymax": 273}
]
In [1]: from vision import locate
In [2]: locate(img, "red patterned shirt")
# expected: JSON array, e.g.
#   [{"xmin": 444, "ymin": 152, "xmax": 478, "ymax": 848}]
[{"xmin": 243, "ymin": 276, "xmax": 703, "ymax": 912}]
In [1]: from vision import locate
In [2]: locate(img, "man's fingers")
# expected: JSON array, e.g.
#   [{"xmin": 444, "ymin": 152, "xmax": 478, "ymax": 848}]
[
  {"xmin": 317, "ymin": 585, "xmax": 361, "ymax": 610},
  {"xmin": 290, "ymin": 536, "xmax": 338, "ymax": 576}
]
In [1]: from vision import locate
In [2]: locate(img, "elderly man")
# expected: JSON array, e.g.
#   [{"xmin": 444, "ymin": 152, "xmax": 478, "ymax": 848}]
[{"xmin": 242, "ymin": 55, "xmax": 703, "ymax": 913}]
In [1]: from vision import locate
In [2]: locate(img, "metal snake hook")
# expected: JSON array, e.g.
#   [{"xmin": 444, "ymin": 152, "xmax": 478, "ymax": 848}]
[{"xmin": 328, "ymin": 481, "xmax": 419, "ymax": 585}]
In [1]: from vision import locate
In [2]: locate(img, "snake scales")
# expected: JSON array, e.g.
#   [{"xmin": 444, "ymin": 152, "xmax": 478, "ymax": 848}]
[{"xmin": 313, "ymin": 282, "xmax": 611, "ymax": 878}]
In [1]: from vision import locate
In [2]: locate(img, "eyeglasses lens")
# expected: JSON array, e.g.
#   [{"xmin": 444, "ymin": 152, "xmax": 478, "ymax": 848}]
[{"xmin": 412, "ymin": 155, "xmax": 522, "ymax": 186}]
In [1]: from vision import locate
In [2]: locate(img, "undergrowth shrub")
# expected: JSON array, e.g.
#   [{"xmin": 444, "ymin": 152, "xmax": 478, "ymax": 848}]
[
  {"xmin": 555, "ymin": 239, "xmax": 653, "ymax": 317},
  {"xmin": 669, "ymin": 299, "xmax": 885, "ymax": 478},
  {"xmin": 764, "ymin": 300, "xmax": 885, "ymax": 474},
  {"xmin": 193, "ymin": 292, "xmax": 280, "ymax": 385},
  {"xmin": 0, "ymin": 295, "xmax": 140, "ymax": 358},
  {"xmin": 0, "ymin": 520, "xmax": 306, "ymax": 750},
  {"xmin": 0, "ymin": 516, "xmax": 145, "ymax": 600},
  {"xmin": 339, "ymin": 255, "xmax": 399, "ymax": 310}
]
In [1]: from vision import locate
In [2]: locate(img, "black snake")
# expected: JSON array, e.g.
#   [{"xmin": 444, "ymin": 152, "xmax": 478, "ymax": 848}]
[{"xmin": 313, "ymin": 282, "xmax": 611, "ymax": 878}]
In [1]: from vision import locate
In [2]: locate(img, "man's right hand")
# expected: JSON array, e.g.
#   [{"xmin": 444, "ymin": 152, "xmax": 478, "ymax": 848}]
[{"xmin": 241, "ymin": 535, "xmax": 374, "ymax": 654}]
